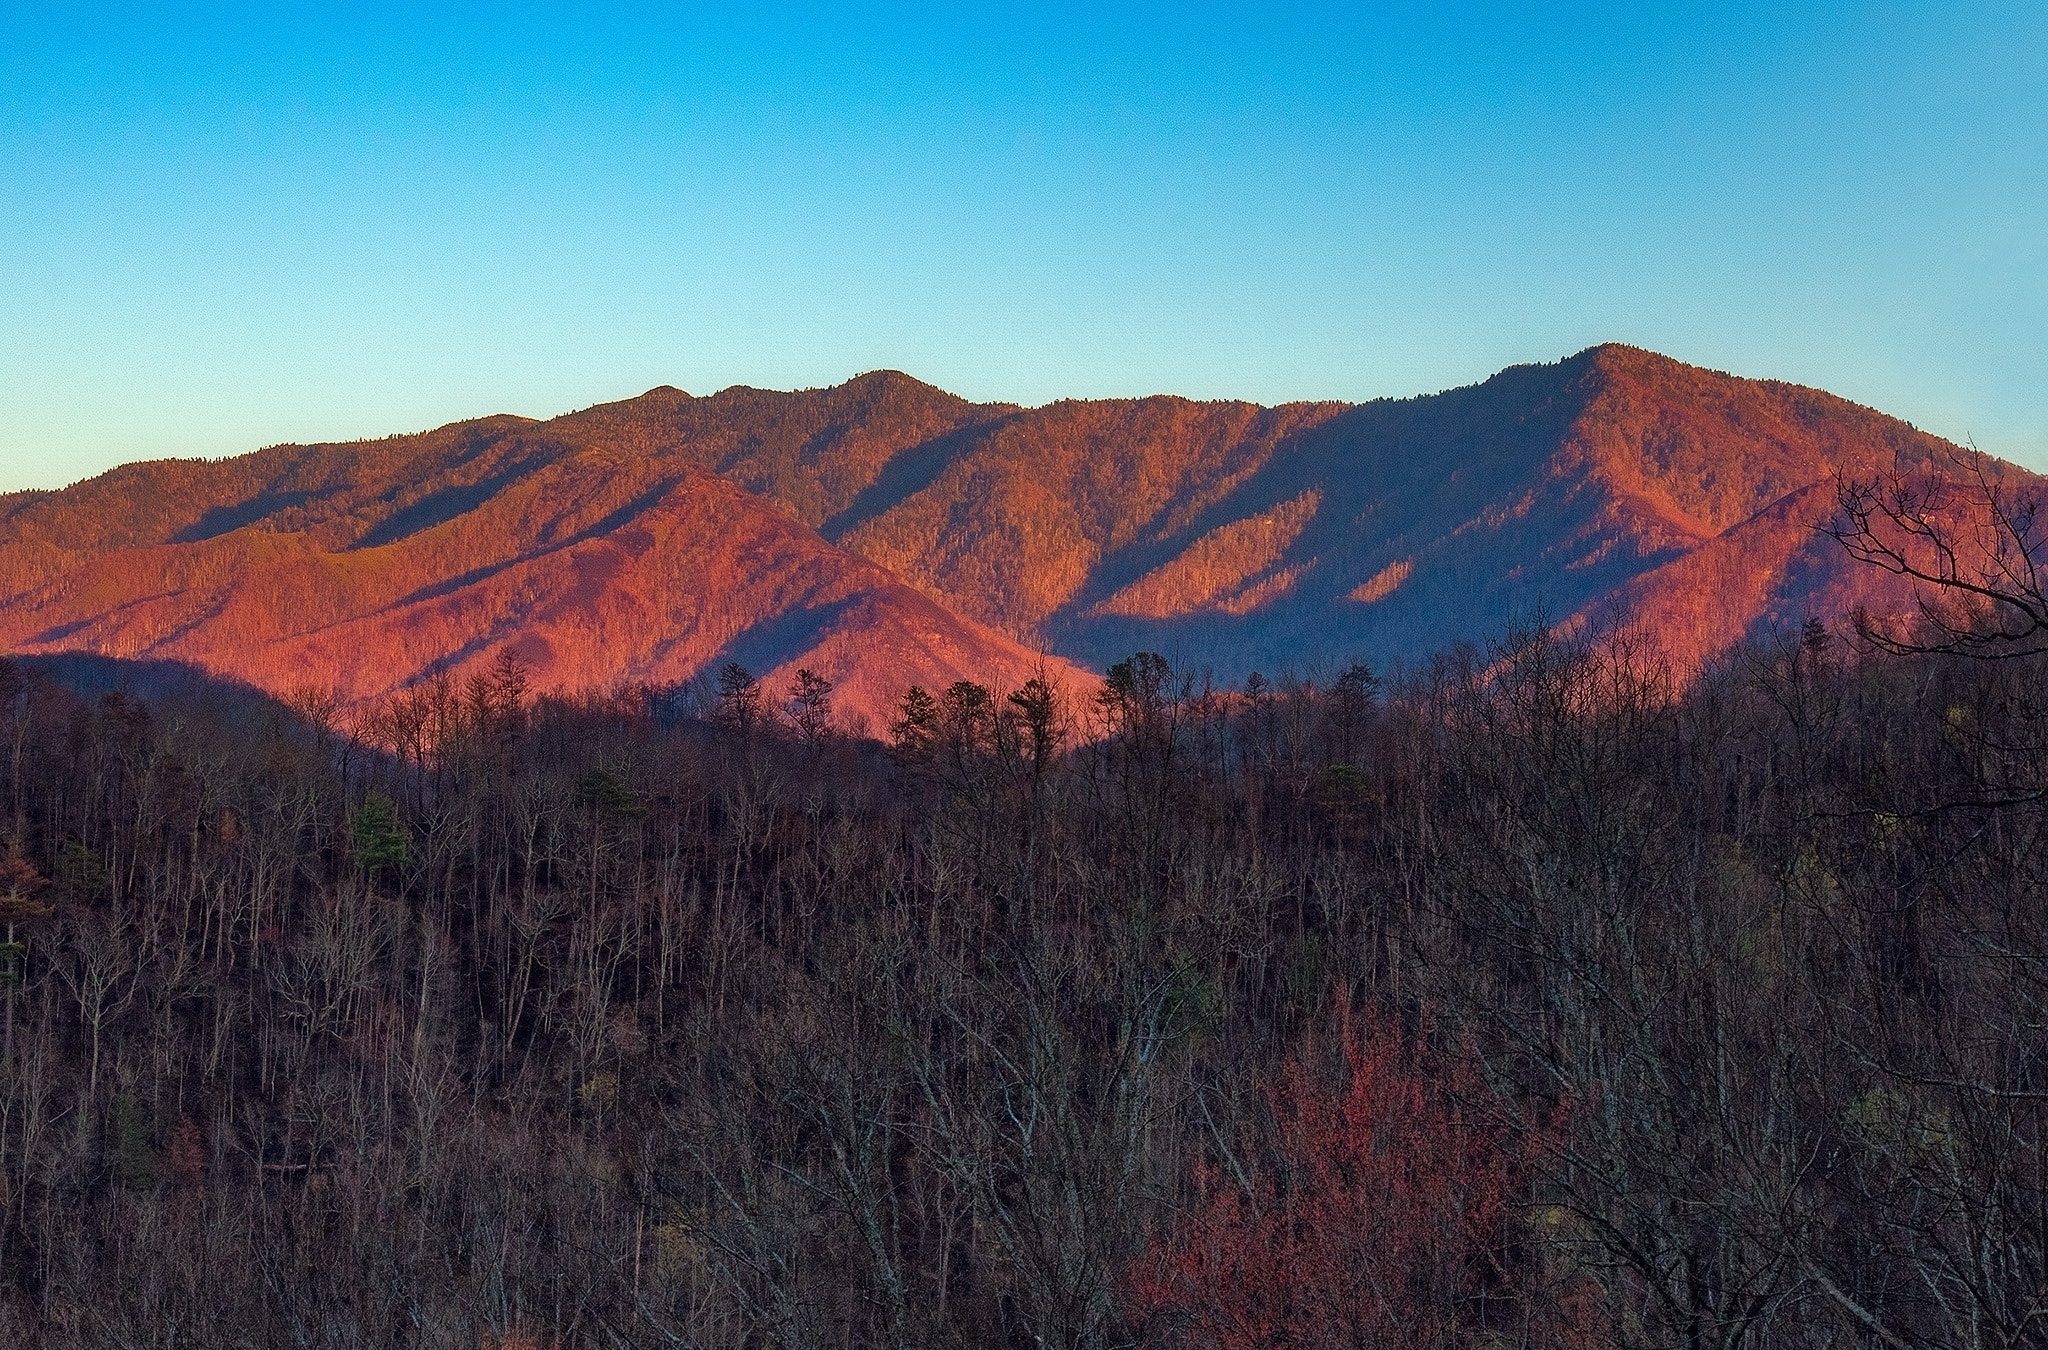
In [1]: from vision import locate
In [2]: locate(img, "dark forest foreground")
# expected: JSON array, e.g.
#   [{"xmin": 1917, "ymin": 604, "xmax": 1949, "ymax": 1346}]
[{"xmin": 0, "ymin": 623, "xmax": 2043, "ymax": 1349}]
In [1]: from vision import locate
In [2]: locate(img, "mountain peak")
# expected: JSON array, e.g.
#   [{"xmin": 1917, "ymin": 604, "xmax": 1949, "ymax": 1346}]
[
  {"xmin": 1562, "ymin": 341, "xmax": 1698, "ymax": 386},
  {"xmin": 842, "ymin": 368, "xmax": 943, "ymax": 394}
]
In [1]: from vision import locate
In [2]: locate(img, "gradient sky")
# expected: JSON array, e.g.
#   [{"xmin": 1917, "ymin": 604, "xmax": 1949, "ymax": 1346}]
[{"xmin": 3, "ymin": 3, "xmax": 2044, "ymax": 492}]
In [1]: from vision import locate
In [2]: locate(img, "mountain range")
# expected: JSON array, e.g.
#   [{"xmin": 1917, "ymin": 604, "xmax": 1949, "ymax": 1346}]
[{"xmin": 1, "ymin": 344, "xmax": 2026, "ymax": 727}]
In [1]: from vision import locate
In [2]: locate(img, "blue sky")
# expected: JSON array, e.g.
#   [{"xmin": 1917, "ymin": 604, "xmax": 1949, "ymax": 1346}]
[{"xmin": 3, "ymin": 3, "xmax": 2044, "ymax": 491}]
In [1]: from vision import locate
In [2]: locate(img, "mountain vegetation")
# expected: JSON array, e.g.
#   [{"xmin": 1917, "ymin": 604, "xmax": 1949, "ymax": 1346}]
[
  {"xmin": 2, "ymin": 348, "xmax": 2046, "ymax": 1346},
  {"xmin": 0, "ymin": 599, "xmax": 2045, "ymax": 1346},
  {"xmin": 5, "ymin": 346, "xmax": 2034, "ymax": 725}
]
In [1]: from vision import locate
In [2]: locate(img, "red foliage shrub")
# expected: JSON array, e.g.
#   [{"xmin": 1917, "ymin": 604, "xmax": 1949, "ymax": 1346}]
[{"xmin": 1127, "ymin": 1006, "xmax": 1536, "ymax": 1349}]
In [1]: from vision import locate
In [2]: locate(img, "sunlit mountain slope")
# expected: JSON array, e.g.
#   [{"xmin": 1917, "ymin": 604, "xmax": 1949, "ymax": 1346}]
[{"xmin": 3, "ymin": 345, "xmax": 2029, "ymax": 721}]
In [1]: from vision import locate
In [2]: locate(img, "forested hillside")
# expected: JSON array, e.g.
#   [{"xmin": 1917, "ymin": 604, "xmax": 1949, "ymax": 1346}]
[
  {"xmin": 6, "ymin": 346, "xmax": 2032, "ymax": 723},
  {"xmin": 0, "ymin": 608, "xmax": 2043, "ymax": 1347}
]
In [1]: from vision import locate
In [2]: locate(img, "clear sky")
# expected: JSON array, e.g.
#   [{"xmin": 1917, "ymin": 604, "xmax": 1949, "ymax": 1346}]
[{"xmin": 3, "ymin": 3, "xmax": 2044, "ymax": 492}]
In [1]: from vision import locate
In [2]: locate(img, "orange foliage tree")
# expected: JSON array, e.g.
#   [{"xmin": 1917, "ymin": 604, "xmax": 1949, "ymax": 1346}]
[{"xmin": 1127, "ymin": 1006, "xmax": 1546, "ymax": 1350}]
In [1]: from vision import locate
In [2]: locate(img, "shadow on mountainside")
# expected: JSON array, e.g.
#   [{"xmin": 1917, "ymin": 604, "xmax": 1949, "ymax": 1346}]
[
  {"xmin": 819, "ymin": 413, "xmax": 1024, "ymax": 544},
  {"xmin": 12, "ymin": 652, "xmax": 295, "ymax": 718}
]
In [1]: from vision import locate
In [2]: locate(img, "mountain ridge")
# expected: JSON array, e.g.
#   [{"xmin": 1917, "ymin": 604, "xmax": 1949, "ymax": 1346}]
[{"xmin": 3, "ymin": 345, "xmax": 2029, "ymax": 725}]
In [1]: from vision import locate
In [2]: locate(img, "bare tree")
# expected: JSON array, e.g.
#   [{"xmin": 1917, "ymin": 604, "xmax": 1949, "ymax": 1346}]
[{"xmin": 1830, "ymin": 447, "xmax": 2048, "ymax": 658}]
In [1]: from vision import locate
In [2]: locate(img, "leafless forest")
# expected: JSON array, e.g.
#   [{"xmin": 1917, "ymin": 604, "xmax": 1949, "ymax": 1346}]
[{"xmin": 0, "ymin": 604, "xmax": 2044, "ymax": 1347}]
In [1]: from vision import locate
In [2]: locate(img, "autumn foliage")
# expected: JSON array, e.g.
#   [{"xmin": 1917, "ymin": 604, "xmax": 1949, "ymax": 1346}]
[{"xmin": 1127, "ymin": 1005, "xmax": 1537, "ymax": 1350}]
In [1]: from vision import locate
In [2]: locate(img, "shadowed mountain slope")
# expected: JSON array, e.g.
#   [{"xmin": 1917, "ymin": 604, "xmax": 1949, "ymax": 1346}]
[
  {"xmin": 3, "ymin": 346, "xmax": 2031, "ymax": 720},
  {"xmin": 1023, "ymin": 343, "xmax": 1990, "ymax": 674}
]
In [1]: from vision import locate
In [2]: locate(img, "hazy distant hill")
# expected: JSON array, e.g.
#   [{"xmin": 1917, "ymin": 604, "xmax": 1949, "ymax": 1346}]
[{"xmin": 1, "ymin": 345, "xmax": 2024, "ymax": 723}]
